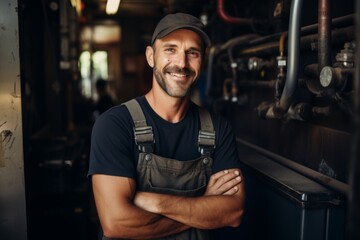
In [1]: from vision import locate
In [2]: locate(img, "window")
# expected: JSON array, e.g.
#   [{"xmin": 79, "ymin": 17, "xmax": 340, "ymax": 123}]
[{"xmin": 79, "ymin": 50, "xmax": 108, "ymax": 99}]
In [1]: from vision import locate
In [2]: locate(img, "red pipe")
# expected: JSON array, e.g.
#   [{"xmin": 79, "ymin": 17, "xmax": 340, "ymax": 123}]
[
  {"xmin": 217, "ymin": 0, "xmax": 252, "ymax": 25},
  {"xmin": 318, "ymin": 0, "xmax": 331, "ymax": 73}
]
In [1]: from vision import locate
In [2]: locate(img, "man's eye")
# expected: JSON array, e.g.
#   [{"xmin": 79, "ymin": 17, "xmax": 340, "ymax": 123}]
[
  {"xmin": 188, "ymin": 51, "xmax": 200, "ymax": 58},
  {"xmin": 165, "ymin": 48, "xmax": 175, "ymax": 53}
]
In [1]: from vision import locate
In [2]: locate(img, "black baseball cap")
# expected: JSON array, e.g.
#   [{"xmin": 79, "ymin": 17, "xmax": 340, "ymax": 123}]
[{"xmin": 151, "ymin": 13, "xmax": 211, "ymax": 47}]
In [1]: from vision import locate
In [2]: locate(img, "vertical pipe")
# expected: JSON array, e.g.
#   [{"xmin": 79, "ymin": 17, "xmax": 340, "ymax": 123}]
[
  {"xmin": 220, "ymin": 35, "xmax": 258, "ymax": 101},
  {"xmin": 275, "ymin": 32, "xmax": 287, "ymax": 100},
  {"xmin": 205, "ymin": 46, "xmax": 216, "ymax": 99},
  {"xmin": 279, "ymin": 32, "xmax": 288, "ymax": 57},
  {"xmin": 278, "ymin": 0, "xmax": 303, "ymax": 112},
  {"xmin": 318, "ymin": 0, "xmax": 332, "ymax": 73},
  {"xmin": 346, "ymin": 1, "xmax": 360, "ymax": 239}
]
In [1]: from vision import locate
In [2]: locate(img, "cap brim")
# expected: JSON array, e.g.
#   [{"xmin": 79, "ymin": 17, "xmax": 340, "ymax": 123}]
[{"xmin": 153, "ymin": 25, "xmax": 211, "ymax": 47}]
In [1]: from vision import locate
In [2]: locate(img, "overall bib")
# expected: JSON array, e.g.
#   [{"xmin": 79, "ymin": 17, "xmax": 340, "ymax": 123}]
[{"xmin": 123, "ymin": 99, "xmax": 216, "ymax": 240}]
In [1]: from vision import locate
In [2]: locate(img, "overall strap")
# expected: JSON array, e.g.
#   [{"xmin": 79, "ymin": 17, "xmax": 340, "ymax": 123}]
[
  {"xmin": 198, "ymin": 107, "xmax": 216, "ymax": 156},
  {"xmin": 123, "ymin": 99, "xmax": 154, "ymax": 153}
]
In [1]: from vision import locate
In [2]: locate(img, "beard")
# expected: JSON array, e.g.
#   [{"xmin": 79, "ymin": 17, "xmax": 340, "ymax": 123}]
[{"xmin": 153, "ymin": 65, "xmax": 197, "ymax": 98}]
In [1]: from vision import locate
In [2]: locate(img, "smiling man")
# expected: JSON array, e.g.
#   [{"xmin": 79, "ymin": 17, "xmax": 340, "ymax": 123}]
[{"xmin": 88, "ymin": 13, "xmax": 245, "ymax": 240}]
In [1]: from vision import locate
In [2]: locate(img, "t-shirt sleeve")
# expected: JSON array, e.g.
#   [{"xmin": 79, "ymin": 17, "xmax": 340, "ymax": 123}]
[
  {"xmin": 212, "ymin": 115, "xmax": 241, "ymax": 173},
  {"xmin": 87, "ymin": 106, "xmax": 137, "ymax": 179}
]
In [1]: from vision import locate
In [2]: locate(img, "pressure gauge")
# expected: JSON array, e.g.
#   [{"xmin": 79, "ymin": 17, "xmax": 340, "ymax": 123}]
[{"xmin": 319, "ymin": 66, "xmax": 334, "ymax": 88}]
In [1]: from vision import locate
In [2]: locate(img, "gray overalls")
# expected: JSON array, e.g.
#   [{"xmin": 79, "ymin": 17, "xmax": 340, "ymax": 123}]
[{"xmin": 122, "ymin": 99, "xmax": 216, "ymax": 240}]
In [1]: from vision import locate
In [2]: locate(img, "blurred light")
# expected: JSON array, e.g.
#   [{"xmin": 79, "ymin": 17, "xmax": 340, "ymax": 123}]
[
  {"xmin": 70, "ymin": 0, "xmax": 76, "ymax": 7},
  {"xmin": 70, "ymin": 0, "xmax": 82, "ymax": 16},
  {"xmin": 49, "ymin": 1, "xmax": 59, "ymax": 11},
  {"xmin": 200, "ymin": 12, "xmax": 208, "ymax": 26},
  {"xmin": 106, "ymin": 0, "xmax": 121, "ymax": 15}
]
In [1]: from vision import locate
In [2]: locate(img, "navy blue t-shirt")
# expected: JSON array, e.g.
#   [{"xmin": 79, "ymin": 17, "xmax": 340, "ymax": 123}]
[{"xmin": 88, "ymin": 96, "xmax": 240, "ymax": 179}]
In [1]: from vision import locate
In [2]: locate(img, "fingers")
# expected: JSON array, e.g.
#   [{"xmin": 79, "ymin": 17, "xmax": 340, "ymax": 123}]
[
  {"xmin": 214, "ymin": 171, "xmax": 241, "ymax": 195},
  {"xmin": 212, "ymin": 169, "xmax": 241, "ymax": 189},
  {"xmin": 223, "ymin": 186, "xmax": 239, "ymax": 196},
  {"xmin": 205, "ymin": 169, "xmax": 243, "ymax": 196},
  {"xmin": 207, "ymin": 169, "xmax": 231, "ymax": 187}
]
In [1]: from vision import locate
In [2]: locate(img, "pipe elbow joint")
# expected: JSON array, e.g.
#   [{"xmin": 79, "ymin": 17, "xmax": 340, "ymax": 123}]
[{"xmin": 257, "ymin": 102, "xmax": 279, "ymax": 119}]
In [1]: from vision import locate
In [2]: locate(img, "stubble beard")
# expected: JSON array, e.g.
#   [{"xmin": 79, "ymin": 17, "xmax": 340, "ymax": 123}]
[{"xmin": 153, "ymin": 66, "xmax": 196, "ymax": 98}]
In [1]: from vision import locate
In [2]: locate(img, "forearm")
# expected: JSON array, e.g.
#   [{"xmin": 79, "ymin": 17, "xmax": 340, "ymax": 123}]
[
  {"xmin": 92, "ymin": 175, "xmax": 190, "ymax": 239},
  {"xmin": 101, "ymin": 204, "xmax": 190, "ymax": 239},
  {"xmin": 135, "ymin": 191, "xmax": 244, "ymax": 229}
]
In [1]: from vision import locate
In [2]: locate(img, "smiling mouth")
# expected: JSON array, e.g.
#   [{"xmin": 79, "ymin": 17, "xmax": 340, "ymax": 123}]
[
  {"xmin": 165, "ymin": 66, "xmax": 192, "ymax": 79},
  {"xmin": 169, "ymin": 72, "xmax": 188, "ymax": 78}
]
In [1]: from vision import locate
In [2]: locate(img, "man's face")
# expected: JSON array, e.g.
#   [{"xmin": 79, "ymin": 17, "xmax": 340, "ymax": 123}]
[{"xmin": 147, "ymin": 29, "xmax": 203, "ymax": 98}]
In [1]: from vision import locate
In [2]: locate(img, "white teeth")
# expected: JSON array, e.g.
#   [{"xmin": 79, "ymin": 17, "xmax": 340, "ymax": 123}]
[{"xmin": 170, "ymin": 72, "xmax": 186, "ymax": 77}]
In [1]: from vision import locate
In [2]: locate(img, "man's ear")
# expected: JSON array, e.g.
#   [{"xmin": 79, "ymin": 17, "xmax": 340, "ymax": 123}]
[{"xmin": 146, "ymin": 46, "xmax": 154, "ymax": 68}]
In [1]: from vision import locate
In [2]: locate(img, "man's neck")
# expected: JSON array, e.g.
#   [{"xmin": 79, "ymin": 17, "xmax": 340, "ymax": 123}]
[{"xmin": 145, "ymin": 89, "xmax": 190, "ymax": 123}]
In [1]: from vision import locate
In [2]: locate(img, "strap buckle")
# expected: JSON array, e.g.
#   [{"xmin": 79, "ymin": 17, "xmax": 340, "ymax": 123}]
[
  {"xmin": 134, "ymin": 126, "xmax": 154, "ymax": 153},
  {"xmin": 198, "ymin": 130, "xmax": 216, "ymax": 155}
]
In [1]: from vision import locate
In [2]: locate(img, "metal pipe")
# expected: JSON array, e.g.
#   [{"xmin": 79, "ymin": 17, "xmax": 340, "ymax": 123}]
[
  {"xmin": 251, "ymin": 0, "xmax": 305, "ymax": 119},
  {"xmin": 239, "ymin": 26, "xmax": 354, "ymax": 57},
  {"xmin": 206, "ymin": 35, "xmax": 258, "ymax": 101},
  {"xmin": 237, "ymin": 80, "xmax": 276, "ymax": 88},
  {"xmin": 219, "ymin": 35, "xmax": 259, "ymax": 102},
  {"xmin": 219, "ymin": 34, "xmax": 259, "ymax": 52},
  {"xmin": 236, "ymin": 137, "xmax": 349, "ymax": 195},
  {"xmin": 276, "ymin": 0, "xmax": 303, "ymax": 114},
  {"xmin": 279, "ymin": 32, "xmax": 287, "ymax": 57},
  {"xmin": 205, "ymin": 46, "xmax": 217, "ymax": 99},
  {"xmin": 248, "ymin": 14, "xmax": 354, "ymax": 47},
  {"xmin": 304, "ymin": 63, "xmax": 319, "ymax": 78},
  {"xmin": 318, "ymin": 0, "xmax": 332, "ymax": 73},
  {"xmin": 222, "ymin": 78, "xmax": 232, "ymax": 100},
  {"xmin": 217, "ymin": 0, "xmax": 252, "ymax": 25},
  {"xmin": 228, "ymin": 48, "xmax": 238, "ymax": 102},
  {"xmin": 302, "ymin": 13, "xmax": 353, "ymax": 35},
  {"xmin": 346, "ymin": 0, "xmax": 360, "ymax": 238},
  {"xmin": 276, "ymin": 33, "xmax": 287, "ymax": 99}
]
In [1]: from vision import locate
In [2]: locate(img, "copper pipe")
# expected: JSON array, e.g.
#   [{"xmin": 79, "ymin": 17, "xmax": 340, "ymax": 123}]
[
  {"xmin": 223, "ymin": 78, "xmax": 232, "ymax": 100},
  {"xmin": 279, "ymin": 32, "xmax": 288, "ymax": 57},
  {"xmin": 318, "ymin": 0, "xmax": 332, "ymax": 73},
  {"xmin": 217, "ymin": 0, "xmax": 252, "ymax": 25}
]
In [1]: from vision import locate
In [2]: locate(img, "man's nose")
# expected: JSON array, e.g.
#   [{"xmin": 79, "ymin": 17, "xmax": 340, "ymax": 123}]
[{"xmin": 175, "ymin": 51, "xmax": 188, "ymax": 68}]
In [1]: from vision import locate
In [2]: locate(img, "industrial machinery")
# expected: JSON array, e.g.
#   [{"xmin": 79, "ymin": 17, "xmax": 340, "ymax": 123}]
[{"xmin": 202, "ymin": 0, "xmax": 358, "ymax": 239}]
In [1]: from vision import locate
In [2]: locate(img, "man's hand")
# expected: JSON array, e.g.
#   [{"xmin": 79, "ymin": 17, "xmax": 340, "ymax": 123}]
[
  {"xmin": 133, "ymin": 168, "xmax": 245, "ymax": 229},
  {"xmin": 204, "ymin": 169, "xmax": 242, "ymax": 196},
  {"xmin": 134, "ymin": 169, "xmax": 242, "ymax": 213}
]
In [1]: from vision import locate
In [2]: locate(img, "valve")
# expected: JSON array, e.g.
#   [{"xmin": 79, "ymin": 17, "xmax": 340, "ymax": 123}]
[{"xmin": 335, "ymin": 42, "xmax": 355, "ymax": 68}]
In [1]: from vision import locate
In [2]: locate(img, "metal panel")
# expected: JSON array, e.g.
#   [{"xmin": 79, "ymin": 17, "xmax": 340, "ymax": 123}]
[
  {"xmin": 0, "ymin": 0, "xmax": 28, "ymax": 239},
  {"xmin": 235, "ymin": 144, "xmax": 346, "ymax": 240}
]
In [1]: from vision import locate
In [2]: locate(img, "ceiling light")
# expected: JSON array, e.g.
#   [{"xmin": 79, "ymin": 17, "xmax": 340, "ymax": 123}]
[
  {"xmin": 106, "ymin": 0, "xmax": 121, "ymax": 15},
  {"xmin": 70, "ymin": 0, "xmax": 75, "ymax": 7}
]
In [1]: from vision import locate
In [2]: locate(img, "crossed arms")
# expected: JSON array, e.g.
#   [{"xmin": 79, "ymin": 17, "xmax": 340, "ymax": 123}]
[{"xmin": 92, "ymin": 168, "xmax": 245, "ymax": 239}]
